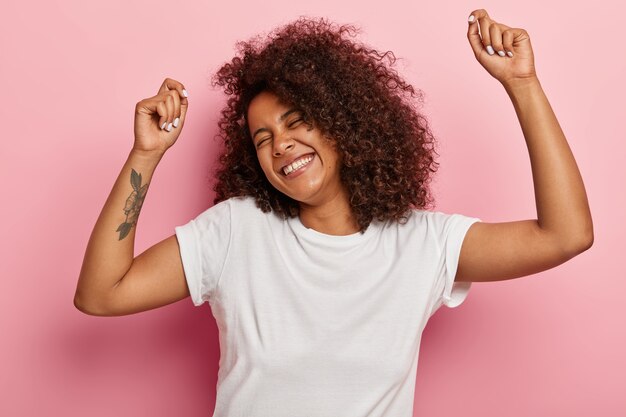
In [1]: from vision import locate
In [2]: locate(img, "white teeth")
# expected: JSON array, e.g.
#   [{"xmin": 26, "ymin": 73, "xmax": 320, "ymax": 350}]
[{"xmin": 283, "ymin": 155, "xmax": 313, "ymax": 175}]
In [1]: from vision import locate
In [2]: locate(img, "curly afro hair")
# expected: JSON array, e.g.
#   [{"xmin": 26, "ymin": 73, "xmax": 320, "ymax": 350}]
[{"xmin": 211, "ymin": 16, "xmax": 440, "ymax": 232}]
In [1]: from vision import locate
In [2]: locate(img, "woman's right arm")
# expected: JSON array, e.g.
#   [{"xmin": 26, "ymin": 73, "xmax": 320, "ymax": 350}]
[{"xmin": 74, "ymin": 78, "xmax": 191, "ymax": 316}]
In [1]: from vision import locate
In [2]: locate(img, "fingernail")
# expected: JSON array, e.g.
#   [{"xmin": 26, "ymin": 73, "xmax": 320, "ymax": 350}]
[
  {"xmin": 173, "ymin": 117, "xmax": 180, "ymax": 128},
  {"xmin": 166, "ymin": 123, "xmax": 173, "ymax": 132},
  {"xmin": 182, "ymin": 89, "xmax": 188, "ymax": 98},
  {"xmin": 468, "ymin": 15, "xmax": 475, "ymax": 23},
  {"xmin": 486, "ymin": 45, "xmax": 495, "ymax": 55},
  {"xmin": 497, "ymin": 50, "xmax": 506, "ymax": 57},
  {"xmin": 161, "ymin": 122, "xmax": 167, "ymax": 130},
  {"xmin": 507, "ymin": 51, "xmax": 514, "ymax": 57}
]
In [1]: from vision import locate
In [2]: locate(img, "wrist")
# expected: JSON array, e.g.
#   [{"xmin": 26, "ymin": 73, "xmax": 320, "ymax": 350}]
[
  {"xmin": 502, "ymin": 75, "xmax": 541, "ymax": 94},
  {"xmin": 129, "ymin": 148, "xmax": 165, "ymax": 163}
]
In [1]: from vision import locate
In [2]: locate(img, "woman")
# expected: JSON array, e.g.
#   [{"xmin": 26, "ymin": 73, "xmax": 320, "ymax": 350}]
[{"xmin": 74, "ymin": 9, "xmax": 593, "ymax": 416}]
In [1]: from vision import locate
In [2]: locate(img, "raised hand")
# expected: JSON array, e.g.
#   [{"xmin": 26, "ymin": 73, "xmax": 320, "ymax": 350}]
[
  {"xmin": 133, "ymin": 78, "xmax": 189, "ymax": 156},
  {"xmin": 467, "ymin": 9, "xmax": 537, "ymax": 87}
]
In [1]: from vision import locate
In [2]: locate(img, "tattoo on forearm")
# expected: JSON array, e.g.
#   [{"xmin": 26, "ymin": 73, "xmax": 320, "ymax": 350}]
[{"xmin": 117, "ymin": 168, "xmax": 149, "ymax": 240}]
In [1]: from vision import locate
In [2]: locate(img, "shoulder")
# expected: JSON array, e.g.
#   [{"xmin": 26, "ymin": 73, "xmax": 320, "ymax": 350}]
[
  {"xmin": 226, "ymin": 196, "xmax": 270, "ymax": 218},
  {"xmin": 410, "ymin": 208, "xmax": 479, "ymax": 224},
  {"xmin": 195, "ymin": 196, "xmax": 282, "ymax": 230},
  {"xmin": 401, "ymin": 208, "xmax": 451, "ymax": 228},
  {"xmin": 195, "ymin": 196, "xmax": 257, "ymax": 219},
  {"xmin": 396, "ymin": 208, "xmax": 481, "ymax": 238}
]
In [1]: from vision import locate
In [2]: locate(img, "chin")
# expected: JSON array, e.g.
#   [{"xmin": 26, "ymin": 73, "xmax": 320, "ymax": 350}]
[{"xmin": 270, "ymin": 185, "xmax": 313, "ymax": 206}]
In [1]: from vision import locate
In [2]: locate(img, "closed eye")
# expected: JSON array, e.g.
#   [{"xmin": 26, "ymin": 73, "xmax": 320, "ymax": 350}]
[
  {"xmin": 256, "ymin": 137, "xmax": 271, "ymax": 148},
  {"xmin": 255, "ymin": 116, "xmax": 310, "ymax": 149},
  {"xmin": 288, "ymin": 118, "xmax": 303, "ymax": 128},
  {"xmin": 289, "ymin": 117, "xmax": 314, "ymax": 131}
]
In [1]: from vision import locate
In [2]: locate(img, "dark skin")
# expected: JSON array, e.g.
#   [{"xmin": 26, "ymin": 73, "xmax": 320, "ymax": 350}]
[
  {"xmin": 247, "ymin": 90, "xmax": 359, "ymax": 235},
  {"xmin": 74, "ymin": 9, "xmax": 592, "ymax": 317}
]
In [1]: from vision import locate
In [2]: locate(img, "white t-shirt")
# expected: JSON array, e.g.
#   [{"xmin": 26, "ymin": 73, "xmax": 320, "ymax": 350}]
[{"xmin": 175, "ymin": 196, "xmax": 481, "ymax": 417}]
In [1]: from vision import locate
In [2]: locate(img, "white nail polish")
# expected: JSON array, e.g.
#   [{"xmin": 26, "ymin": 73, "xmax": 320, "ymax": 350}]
[
  {"xmin": 507, "ymin": 51, "xmax": 514, "ymax": 57},
  {"xmin": 161, "ymin": 122, "xmax": 167, "ymax": 130},
  {"xmin": 468, "ymin": 15, "xmax": 475, "ymax": 23},
  {"xmin": 173, "ymin": 117, "xmax": 180, "ymax": 128},
  {"xmin": 486, "ymin": 45, "xmax": 495, "ymax": 55},
  {"xmin": 166, "ymin": 123, "xmax": 173, "ymax": 132},
  {"xmin": 497, "ymin": 50, "xmax": 505, "ymax": 57},
  {"xmin": 182, "ymin": 89, "xmax": 188, "ymax": 98}
]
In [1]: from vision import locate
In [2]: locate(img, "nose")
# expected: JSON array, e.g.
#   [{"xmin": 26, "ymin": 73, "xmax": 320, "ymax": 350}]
[{"xmin": 272, "ymin": 132, "xmax": 295, "ymax": 157}]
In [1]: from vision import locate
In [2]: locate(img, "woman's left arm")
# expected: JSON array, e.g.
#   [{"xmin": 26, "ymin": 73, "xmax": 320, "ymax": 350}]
[{"xmin": 455, "ymin": 9, "xmax": 593, "ymax": 282}]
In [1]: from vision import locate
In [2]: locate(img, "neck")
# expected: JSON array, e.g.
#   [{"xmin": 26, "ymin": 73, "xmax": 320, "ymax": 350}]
[{"xmin": 298, "ymin": 191, "xmax": 360, "ymax": 236}]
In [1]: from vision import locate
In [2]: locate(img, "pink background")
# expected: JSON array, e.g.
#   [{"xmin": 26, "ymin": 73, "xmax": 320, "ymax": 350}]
[{"xmin": 1, "ymin": 0, "xmax": 624, "ymax": 415}]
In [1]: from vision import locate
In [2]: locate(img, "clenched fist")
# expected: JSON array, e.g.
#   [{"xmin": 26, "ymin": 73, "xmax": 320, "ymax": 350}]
[
  {"xmin": 467, "ymin": 9, "xmax": 537, "ymax": 88},
  {"xmin": 133, "ymin": 78, "xmax": 189, "ymax": 156}
]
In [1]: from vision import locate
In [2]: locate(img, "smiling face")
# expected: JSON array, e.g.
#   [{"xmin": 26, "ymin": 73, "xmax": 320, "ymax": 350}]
[{"xmin": 247, "ymin": 90, "xmax": 346, "ymax": 208}]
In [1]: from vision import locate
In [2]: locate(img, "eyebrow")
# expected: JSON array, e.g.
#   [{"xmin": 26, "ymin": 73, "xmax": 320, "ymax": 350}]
[{"xmin": 251, "ymin": 109, "xmax": 300, "ymax": 141}]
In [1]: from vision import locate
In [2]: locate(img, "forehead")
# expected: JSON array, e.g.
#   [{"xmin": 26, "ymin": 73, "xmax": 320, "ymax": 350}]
[{"xmin": 247, "ymin": 91, "xmax": 293, "ymax": 125}]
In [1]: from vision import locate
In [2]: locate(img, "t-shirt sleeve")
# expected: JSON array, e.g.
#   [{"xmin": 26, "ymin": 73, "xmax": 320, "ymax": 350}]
[
  {"xmin": 427, "ymin": 211, "xmax": 482, "ymax": 316},
  {"xmin": 174, "ymin": 199, "xmax": 232, "ymax": 306}
]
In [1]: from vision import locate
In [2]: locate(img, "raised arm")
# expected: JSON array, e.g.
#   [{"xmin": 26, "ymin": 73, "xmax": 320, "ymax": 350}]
[
  {"xmin": 455, "ymin": 10, "xmax": 593, "ymax": 282},
  {"xmin": 74, "ymin": 78, "xmax": 191, "ymax": 315}
]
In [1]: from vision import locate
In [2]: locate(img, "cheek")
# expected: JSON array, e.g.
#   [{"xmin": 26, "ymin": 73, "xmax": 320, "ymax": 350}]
[
  {"xmin": 256, "ymin": 152, "xmax": 278, "ymax": 180},
  {"xmin": 321, "ymin": 144, "xmax": 341, "ymax": 168}
]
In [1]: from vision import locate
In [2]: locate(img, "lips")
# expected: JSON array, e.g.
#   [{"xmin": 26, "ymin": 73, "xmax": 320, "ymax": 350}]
[{"xmin": 280, "ymin": 153, "xmax": 316, "ymax": 176}]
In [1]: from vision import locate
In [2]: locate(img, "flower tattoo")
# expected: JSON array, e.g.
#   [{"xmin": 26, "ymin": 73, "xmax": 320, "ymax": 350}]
[{"xmin": 116, "ymin": 168, "xmax": 148, "ymax": 240}]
